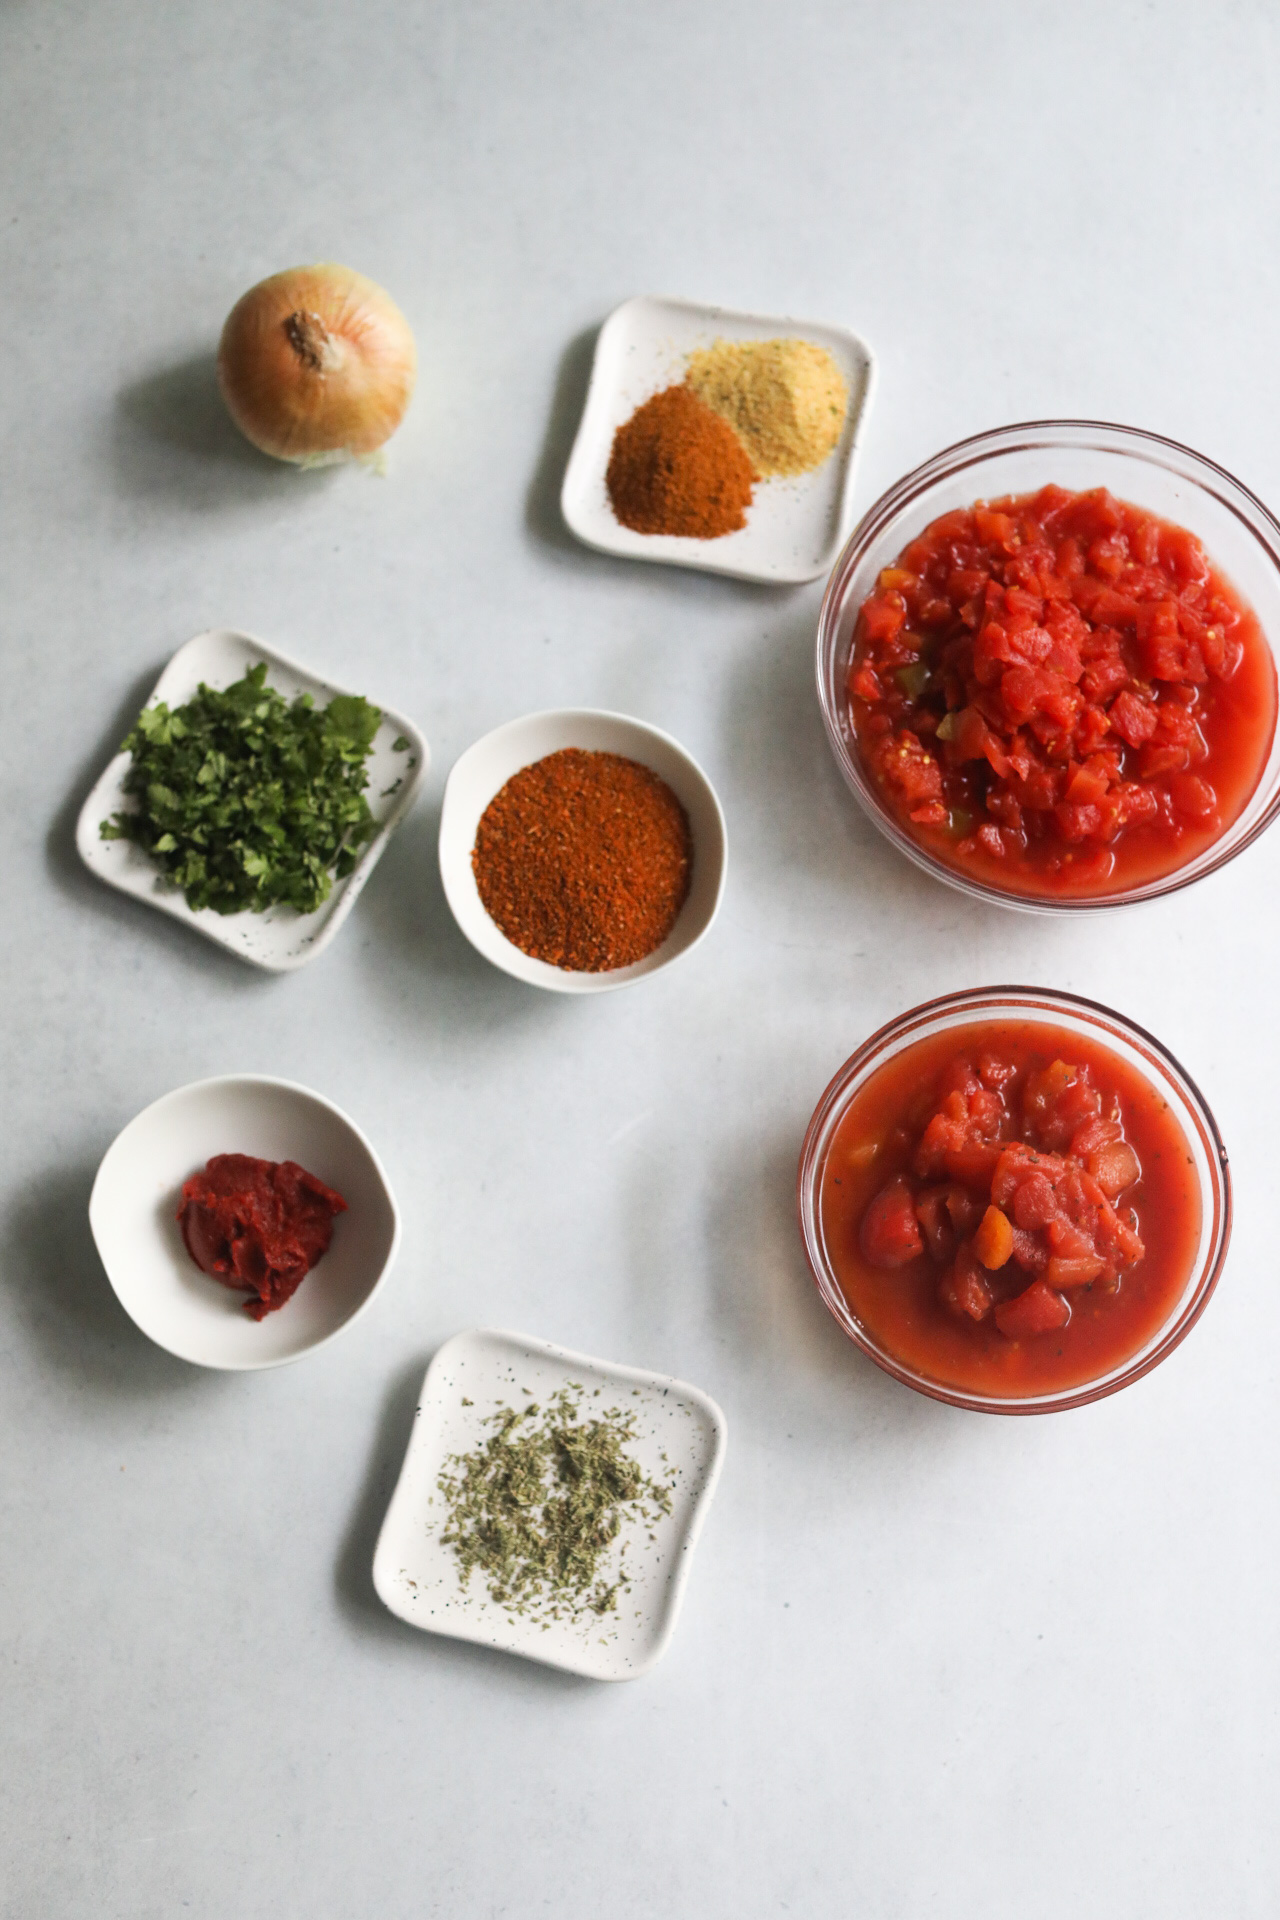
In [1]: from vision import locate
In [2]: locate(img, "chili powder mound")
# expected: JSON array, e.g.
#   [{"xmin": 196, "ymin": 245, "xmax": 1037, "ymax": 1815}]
[
  {"xmin": 605, "ymin": 384, "xmax": 755, "ymax": 539},
  {"xmin": 472, "ymin": 748, "xmax": 694, "ymax": 972}
]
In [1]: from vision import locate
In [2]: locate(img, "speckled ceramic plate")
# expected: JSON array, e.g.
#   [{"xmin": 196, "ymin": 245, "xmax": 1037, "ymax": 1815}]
[
  {"xmin": 373, "ymin": 1329, "xmax": 728, "ymax": 1680},
  {"xmin": 560, "ymin": 293, "xmax": 877, "ymax": 584},
  {"xmin": 75, "ymin": 628, "xmax": 428, "ymax": 972}
]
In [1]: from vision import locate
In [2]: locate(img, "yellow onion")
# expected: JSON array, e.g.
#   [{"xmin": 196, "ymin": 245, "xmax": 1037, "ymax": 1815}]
[{"xmin": 217, "ymin": 263, "xmax": 416, "ymax": 466}]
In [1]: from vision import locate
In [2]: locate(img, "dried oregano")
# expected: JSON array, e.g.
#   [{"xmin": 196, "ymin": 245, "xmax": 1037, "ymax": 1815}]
[{"xmin": 436, "ymin": 1387, "xmax": 673, "ymax": 1626}]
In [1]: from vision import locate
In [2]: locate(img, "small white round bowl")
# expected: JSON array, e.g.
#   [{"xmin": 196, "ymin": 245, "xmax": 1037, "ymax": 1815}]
[
  {"xmin": 88, "ymin": 1075, "xmax": 401, "ymax": 1370},
  {"xmin": 439, "ymin": 709, "xmax": 728, "ymax": 993}
]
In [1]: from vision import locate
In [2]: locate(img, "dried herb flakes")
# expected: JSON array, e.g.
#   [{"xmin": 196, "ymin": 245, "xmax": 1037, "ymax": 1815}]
[{"xmin": 437, "ymin": 1387, "xmax": 673, "ymax": 1626}]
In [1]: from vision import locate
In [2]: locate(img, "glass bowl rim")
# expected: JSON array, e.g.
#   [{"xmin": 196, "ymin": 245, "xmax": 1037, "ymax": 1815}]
[
  {"xmin": 815, "ymin": 416, "xmax": 1280, "ymax": 913},
  {"xmin": 795, "ymin": 982, "xmax": 1233, "ymax": 1414}
]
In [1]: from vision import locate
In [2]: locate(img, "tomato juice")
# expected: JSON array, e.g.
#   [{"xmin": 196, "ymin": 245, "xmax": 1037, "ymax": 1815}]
[
  {"xmin": 818, "ymin": 1021, "xmax": 1202, "ymax": 1399},
  {"xmin": 848, "ymin": 486, "xmax": 1277, "ymax": 898}
]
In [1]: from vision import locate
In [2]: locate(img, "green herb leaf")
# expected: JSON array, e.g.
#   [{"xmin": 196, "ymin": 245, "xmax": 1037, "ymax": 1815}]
[{"xmin": 101, "ymin": 664, "xmax": 383, "ymax": 916}]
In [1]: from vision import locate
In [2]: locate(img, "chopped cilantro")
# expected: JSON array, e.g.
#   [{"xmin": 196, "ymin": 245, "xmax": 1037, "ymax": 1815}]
[
  {"xmin": 391, "ymin": 734, "xmax": 411, "ymax": 752},
  {"xmin": 101, "ymin": 663, "xmax": 383, "ymax": 916}
]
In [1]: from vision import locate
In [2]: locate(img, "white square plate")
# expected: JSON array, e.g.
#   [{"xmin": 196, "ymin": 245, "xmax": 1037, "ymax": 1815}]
[
  {"xmin": 561, "ymin": 294, "xmax": 877, "ymax": 584},
  {"xmin": 373, "ymin": 1329, "xmax": 728, "ymax": 1681},
  {"xmin": 75, "ymin": 629, "xmax": 428, "ymax": 972}
]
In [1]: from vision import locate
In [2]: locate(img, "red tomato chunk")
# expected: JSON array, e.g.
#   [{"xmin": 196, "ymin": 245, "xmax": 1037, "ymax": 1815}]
[
  {"xmin": 818, "ymin": 1021, "xmax": 1202, "ymax": 1400},
  {"xmin": 857, "ymin": 1051, "xmax": 1145, "ymax": 1343},
  {"xmin": 848, "ymin": 487, "xmax": 1276, "ymax": 898}
]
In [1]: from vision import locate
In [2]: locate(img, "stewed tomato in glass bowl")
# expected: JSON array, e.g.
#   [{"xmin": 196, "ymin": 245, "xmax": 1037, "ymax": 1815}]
[
  {"xmin": 796, "ymin": 987, "xmax": 1231, "ymax": 1414},
  {"xmin": 816, "ymin": 422, "xmax": 1280, "ymax": 910}
]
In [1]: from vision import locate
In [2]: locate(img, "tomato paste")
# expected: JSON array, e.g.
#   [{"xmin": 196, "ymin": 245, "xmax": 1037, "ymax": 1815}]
[
  {"xmin": 178, "ymin": 1154, "xmax": 347, "ymax": 1319},
  {"xmin": 848, "ymin": 486, "xmax": 1276, "ymax": 897},
  {"xmin": 819, "ymin": 1022, "xmax": 1201, "ymax": 1397}
]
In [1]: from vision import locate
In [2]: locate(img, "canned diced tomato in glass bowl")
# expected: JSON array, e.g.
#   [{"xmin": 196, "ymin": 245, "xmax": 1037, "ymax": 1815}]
[
  {"xmin": 816, "ymin": 422, "xmax": 1280, "ymax": 909},
  {"xmin": 796, "ymin": 987, "xmax": 1231, "ymax": 1414}
]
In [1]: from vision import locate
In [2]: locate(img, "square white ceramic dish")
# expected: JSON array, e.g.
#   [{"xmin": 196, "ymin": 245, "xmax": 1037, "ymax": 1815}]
[
  {"xmin": 373, "ymin": 1329, "xmax": 728, "ymax": 1680},
  {"xmin": 561, "ymin": 294, "xmax": 877, "ymax": 584},
  {"xmin": 75, "ymin": 629, "xmax": 429, "ymax": 972},
  {"xmin": 88, "ymin": 1074, "xmax": 401, "ymax": 1370}
]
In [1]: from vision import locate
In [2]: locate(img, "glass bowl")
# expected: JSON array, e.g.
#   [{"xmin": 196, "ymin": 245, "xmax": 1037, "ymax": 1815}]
[
  {"xmin": 816, "ymin": 419, "xmax": 1280, "ymax": 912},
  {"xmin": 796, "ymin": 986, "xmax": 1231, "ymax": 1414}
]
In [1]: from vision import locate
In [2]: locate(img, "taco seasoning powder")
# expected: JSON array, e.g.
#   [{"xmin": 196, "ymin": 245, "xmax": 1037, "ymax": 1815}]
[
  {"xmin": 605, "ymin": 384, "xmax": 755, "ymax": 538},
  {"xmin": 471, "ymin": 748, "xmax": 694, "ymax": 971}
]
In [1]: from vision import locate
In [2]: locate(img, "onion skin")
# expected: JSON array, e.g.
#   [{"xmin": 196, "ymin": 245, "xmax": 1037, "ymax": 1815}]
[{"xmin": 217, "ymin": 264, "xmax": 417, "ymax": 464}]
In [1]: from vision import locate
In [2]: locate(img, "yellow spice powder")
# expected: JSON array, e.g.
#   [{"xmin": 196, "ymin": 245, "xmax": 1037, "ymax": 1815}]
[{"xmin": 684, "ymin": 337, "xmax": 849, "ymax": 479}]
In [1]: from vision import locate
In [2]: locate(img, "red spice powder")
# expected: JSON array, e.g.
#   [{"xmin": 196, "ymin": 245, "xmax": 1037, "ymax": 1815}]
[
  {"xmin": 472, "ymin": 748, "xmax": 694, "ymax": 971},
  {"xmin": 605, "ymin": 384, "xmax": 755, "ymax": 539}
]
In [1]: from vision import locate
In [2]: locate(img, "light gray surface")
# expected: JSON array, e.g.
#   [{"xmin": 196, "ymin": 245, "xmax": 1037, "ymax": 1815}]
[{"xmin": 3, "ymin": 3, "xmax": 1278, "ymax": 1915}]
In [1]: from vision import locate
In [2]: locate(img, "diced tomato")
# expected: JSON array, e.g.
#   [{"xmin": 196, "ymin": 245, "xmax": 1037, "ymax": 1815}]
[
  {"xmin": 871, "ymin": 730, "xmax": 945, "ymax": 812},
  {"xmin": 1044, "ymin": 1253, "xmax": 1104, "ymax": 1289},
  {"xmin": 1053, "ymin": 801, "xmax": 1103, "ymax": 842},
  {"xmin": 944, "ymin": 1186, "xmax": 982, "ymax": 1236},
  {"xmin": 991, "ymin": 1142, "xmax": 1065, "ymax": 1208},
  {"xmin": 1071, "ymin": 1115, "xmax": 1122, "ymax": 1157},
  {"xmin": 1169, "ymin": 772, "xmax": 1217, "ymax": 820},
  {"xmin": 914, "ymin": 1186, "xmax": 956, "ymax": 1263},
  {"xmin": 1045, "ymin": 1216, "xmax": 1094, "ymax": 1260},
  {"xmin": 1009, "ymin": 1225, "xmax": 1049, "ymax": 1272},
  {"xmin": 1023, "ymin": 1060, "xmax": 1100, "ymax": 1149},
  {"xmin": 1080, "ymin": 652, "xmax": 1130, "ymax": 704},
  {"xmin": 861, "ymin": 593, "xmax": 907, "ymax": 643},
  {"xmin": 939, "ymin": 1245, "xmax": 994, "ymax": 1321},
  {"xmin": 1108, "ymin": 690, "xmax": 1159, "ymax": 748},
  {"xmin": 1012, "ymin": 1172, "xmax": 1061, "ymax": 1230},
  {"xmin": 1087, "ymin": 1140, "xmax": 1141, "ymax": 1199},
  {"xmin": 859, "ymin": 1177, "xmax": 923, "ymax": 1268},
  {"xmin": 974, "ymin": 507, "xmax": 1019, "ymax": 552},
  {"xmin": 994, "ymin": 1280, "xmax": 1071, "ymax": 1338},
  {"xmin": 1065, "ymin": 760, "xmax": 1110, "ymax": 807},
  {"xmin": 1001, "ymin": 665, "xmax": 1082, "ymax": 729},
  {"xmin": 848, "ymin": 485, "xmax": 1273, "ymax": 898}
]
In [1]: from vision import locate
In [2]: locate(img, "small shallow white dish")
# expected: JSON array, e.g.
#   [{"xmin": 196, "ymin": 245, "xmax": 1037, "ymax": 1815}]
[
  {"xmin": 438, "ymin": 708, "xmax": 727, "ymax": 994},
  {"xmin": 89, "ymin": 1074, "xmax": 400, "ymax": 1370},
  {"xmin": 76, "ymin": 628, "xmax": 429, "ymax": 972},
  {"xmin": 373, "ymin": 1328, "xmax": 728, "ymax": 1681},
  {"xmin": 560, "ymin": 293, "xmax": 877, "ymax": 584}
]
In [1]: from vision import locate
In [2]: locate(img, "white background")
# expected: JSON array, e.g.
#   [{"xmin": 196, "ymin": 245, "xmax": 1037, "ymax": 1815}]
[{"xmin": 3, "ymin": 4, "xmax": 1278, "ymax": 1915}]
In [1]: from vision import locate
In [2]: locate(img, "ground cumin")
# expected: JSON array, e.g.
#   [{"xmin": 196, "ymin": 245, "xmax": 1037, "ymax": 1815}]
[
  {"xmin": 472, "ymin": 748, "xmax": 693, "ymax": 971},
  {"xmin": 685, "ymin": 337, "xmax": 849, "ymax": 478},
  {"xmin": 605, "ymin": 384, "xmax": 755, "ymax": 539}
]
